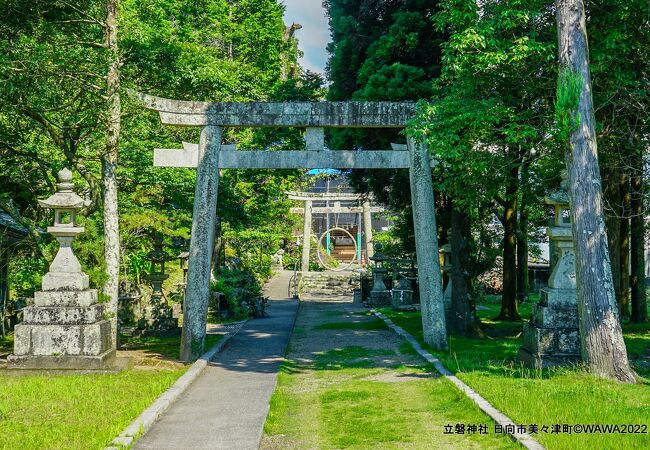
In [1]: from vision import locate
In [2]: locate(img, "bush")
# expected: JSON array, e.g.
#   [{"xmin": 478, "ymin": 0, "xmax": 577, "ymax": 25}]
[{"xmin": 210, "ymin": 268, "xmax": 263, "ymax": 321}]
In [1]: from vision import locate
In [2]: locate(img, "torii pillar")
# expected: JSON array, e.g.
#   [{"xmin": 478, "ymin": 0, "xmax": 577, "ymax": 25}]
[
  {"xmin": 301, "ymin": 200, "xmax": 312, "ymax": 272},
  {"xmin": 362, "ymin": 200, "xmax": 374, "ymax": 263}
]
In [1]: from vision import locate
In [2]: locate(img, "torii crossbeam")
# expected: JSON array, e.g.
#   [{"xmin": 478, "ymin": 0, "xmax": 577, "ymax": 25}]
[{"xmin": 137, "ymin": 92, "xmax": 448, "ymax": 360}]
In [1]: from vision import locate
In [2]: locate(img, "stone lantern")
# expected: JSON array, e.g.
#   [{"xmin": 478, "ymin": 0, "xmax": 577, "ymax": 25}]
[
  {"xmin": 9, "ymin": 169, "xmax": 115, "ymax": 370},
  {"xmin": 519, "ymin": 174, "xmax": 580, "ymax": 368},
  {"xmin": 141, "ymin": 236, "xmax": 177, "ymax": 333},
  {"xmin": 368, "ymin": 243, "xmax": 391, "ymax": 306},
  {"xmin": 178, "ymin": 251, "xmax": 190, "ymax": 282},
  {"xmin": 439, "ymin": 233, "xmax": 452, "ymax": 309}
]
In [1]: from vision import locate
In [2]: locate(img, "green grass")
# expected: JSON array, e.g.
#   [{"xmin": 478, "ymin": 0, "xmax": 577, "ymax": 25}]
[
  {"xmin": 380, "ymin": 298, "xmax": 650, "ymax": 450},
  {"xmin": 120, "ymin": 333, "xmax": 222, "ymax": 360},
  {"xmin": 0, "ymin": 333, "xmax": 228, "ymax": 449},
  {"xmin": 314, "ymin": 318, "xmax": 387, "ymax": 331},
  {"xmin": 0, "ymin": 368, "xmax": 186, "ymax": 449},
  {"xmin": 266, "ymin": 354, "xmax": 517, "ymax": 449},
  {"xmin": 313, "ymin": 345, "xmax": 395, "ymax": 370}
]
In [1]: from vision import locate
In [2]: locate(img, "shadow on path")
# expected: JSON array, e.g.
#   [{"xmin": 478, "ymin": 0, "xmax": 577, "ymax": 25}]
[{"xmin": 134, "ymin": 272, "xmax": 298, "ymax": 450}]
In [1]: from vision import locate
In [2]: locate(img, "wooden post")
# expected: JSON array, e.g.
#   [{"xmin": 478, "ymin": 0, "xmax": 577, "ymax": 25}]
[
  {"xmin": 407, "ymin": 136, "xmax": 448, "ymax": 350},
  {"xmin": 301, "ymin": 200, "xmax": 312, "ymax": 272},
  {"xmin": 181, "ymin": 126, "xmax": 222, "ymax": 361}
]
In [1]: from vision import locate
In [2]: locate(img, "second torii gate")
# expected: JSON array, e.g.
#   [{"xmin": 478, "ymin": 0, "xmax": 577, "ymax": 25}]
[
  {"xmin": 137, "ymin": 93, "xmax": 447, "ymax": 360},
  {"xmin": 286, "ymin": 191, "xmax": 384, "ymax": 270}
]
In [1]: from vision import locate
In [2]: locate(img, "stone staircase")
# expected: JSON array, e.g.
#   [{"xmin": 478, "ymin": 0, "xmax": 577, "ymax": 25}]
[{"xmin": 299, "ymin": 271, "xmax": 360, "ymax": 298}]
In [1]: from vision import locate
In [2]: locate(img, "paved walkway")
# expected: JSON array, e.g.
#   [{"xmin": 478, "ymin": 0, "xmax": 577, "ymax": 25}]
[{"xmin": 135, "ymin": 271, "xmax": 298, "ymax": 450}]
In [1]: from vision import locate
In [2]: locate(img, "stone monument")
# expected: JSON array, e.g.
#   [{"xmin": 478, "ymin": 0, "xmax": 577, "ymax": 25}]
[
  {"xmin": 368, "ymin": 244, "xmax": 392, "ymax": 306},
  {"xmin": 271, "ymin": 248, "xmax": 285, "ymax": 272},
  {"xmin": 392, "ymin": 275, "xmax": 415, "ymax": 310},
  {"xmin": 519, "ymin": 175, "xmax": 580, "ymax": 368},
  {"xmin": 140, "ymin": 237, "xmax": 178, "ymax": 334},
  {"xmin": 8, "ymin": 169, "xmax": 115, "ymax": 370}
]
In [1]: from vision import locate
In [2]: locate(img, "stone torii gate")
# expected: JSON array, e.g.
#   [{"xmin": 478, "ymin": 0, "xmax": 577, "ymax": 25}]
[
  {"xmin": 286, "ymin": 191, "xmax": 384, "ymax": 270},
  {"xmin": 137, "ymin": 93, "xmax": 447, "ymax": 360}
]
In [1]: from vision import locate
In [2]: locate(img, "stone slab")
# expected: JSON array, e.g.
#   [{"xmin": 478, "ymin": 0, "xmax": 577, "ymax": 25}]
[
  {"xmin": 7, "ymin": 349, "xmax": 116, "ymax": 370},
  {"xmin": 42, "ymin": 272, "xmax": 89, "ymax": 291},
  {"xmin": 34, "ymin": 289, "xmax": 98, "ymax": 307},
  {"xmin": 13, "ymin": 321, "xmax": 112, "ymax": 356},
  {"xmin": 305, "ymin": 127, "xmax": 324, "ymax": 150},
  {"xmin": 518, "ymin": 347, "xmax": 581, "ymax": 369},
  {"xmin": 154, "ymin": 148, "xmax": 437, "ymax": 169},
  {"xmin": 368, "ymin": 290, "xmax": 392, "ymax": 307},
  {"xmin": 290, "ymin": 206, "xmax": 384, "ymax": 214},
  {"xmin": 12, "ymin": 324, "xmax": 31, "ymax": 356},
  {"xmin": 136, "ymin": 92, "xmax": 417, "ymax": 128},
  {"xmin": 539, "ymin": 287, "xmax": 577, "ymax": 308},
  {"xmin": 23, "ymin": 304, "xmax": 103, "ymax": 325},
  {"xmin": 531, "ymin": 303, "xmax": 578, "ymax": 328},
  {"xmin": 522, "ymin": 323, "xmax": 580, "ymax": 355}
]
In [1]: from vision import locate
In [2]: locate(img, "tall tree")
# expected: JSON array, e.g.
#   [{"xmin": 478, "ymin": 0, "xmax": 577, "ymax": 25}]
[
  {"xmin": 414, "ymin": 0, "xmax": 558, "ymax": 322},
  {"xmin": 555, "ymin": 0, "xmax": 635, "ymax": 383},
  {"xmin": 630, "ymin": 146, "xmax": 647, "ymax": 323},
  {"xmin": 103, "ymin": 0, "xmax": 121, "ymax": 345}
]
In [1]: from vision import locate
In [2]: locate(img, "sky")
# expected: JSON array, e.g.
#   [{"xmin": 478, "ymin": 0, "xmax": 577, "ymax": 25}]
[{"xmin": 282, "ymin": 0, "xmax": 330, "ymax": 75}]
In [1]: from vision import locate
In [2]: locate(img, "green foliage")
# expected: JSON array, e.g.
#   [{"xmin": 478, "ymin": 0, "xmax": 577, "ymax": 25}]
[
  {"xmin": 325, "ymin": 1, "xmax": 444, "ymax": 254},
  {"xmin": 0, "ymin": 0, "xmax": 318, "ymax": 303},
  {"xmin": 211, "ymin": 268, "xmax": 262, "ymax": 321},
  {"xmin": 555, "ymin": 69, "xmax": 583, "ymax": 145},
  {"xmin": 372, "ymin": 229, "xmax": 409, "ymax": 258}
]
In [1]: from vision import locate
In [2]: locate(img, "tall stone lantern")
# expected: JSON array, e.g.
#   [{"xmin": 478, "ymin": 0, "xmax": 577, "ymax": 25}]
[
  {"xmin": 368, "ymin": 243, "xmax": 391, "ymax": 306},
  {"xmin": 141, "ymin": 237, "xmax": 177, "ymax": 333},
  {"xmin": 519, "ymin": 174, "xmax": 580, "ymax": 368},
  {"xmin": 9, "ymin": 169, "xmax": 115, "ymax": 370}
]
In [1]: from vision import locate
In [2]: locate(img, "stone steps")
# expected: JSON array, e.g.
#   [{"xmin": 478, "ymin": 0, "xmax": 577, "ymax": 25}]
[{"xmin": 299, "ymin": 272, "xmax": 360, "ymax": 297}]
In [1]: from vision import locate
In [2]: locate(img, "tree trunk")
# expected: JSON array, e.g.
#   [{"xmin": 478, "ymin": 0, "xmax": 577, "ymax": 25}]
[
  {"xmin": 102, "ymin": 0, "xmax": 121, "ymax": 348},
  {"xmin": 450, "ymin": 206, "xmax": 477, "ymax": 335},
  {"xmin": 498, "ymin": 164, "xmax": 520, "ymax": 320},
  {"xmin": 556, "ymin": 0, "xmax": 636, "ymax": 383},
  {"xmin": 0, "ymin": 247, "xmax": 8, "ymax": 338},
  {"xmin": 619, "ymin": 172, "xmax": 631, "ymax": 319},
  {"xmin": 516, "ymin": 159, "xmax": 530, "ymax": 303},
  {"xmin": 603, "ymin": 166, "xmax": 621, "ymax": 306},
  {"xmin": 630, "ymin": 148, "xmax": 648, "ymax": 323}
]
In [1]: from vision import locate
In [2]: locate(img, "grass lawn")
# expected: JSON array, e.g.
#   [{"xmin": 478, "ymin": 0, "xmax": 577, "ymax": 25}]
[
  {"xmin": 0, "ymin": 332, "xmax": 222, "ymax": 449},
  {"xmin": 379, "ymin": 295, "xmax": 650, "ymax": 450},
  {"xmin": 263, "ymin": 301, "xmax": 517, "ymax": 449}
]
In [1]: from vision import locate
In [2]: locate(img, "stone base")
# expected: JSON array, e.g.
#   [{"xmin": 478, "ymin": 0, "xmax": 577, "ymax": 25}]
[
  {"xmin": 140, "ymin": 309, "xmax": 178, "ymax": 330},
  {"xmin": 539, "ymin": 287, "xmax": 577, "ymax": 308},
  {"xmin": 392, "ymin": 290, "xmax": 414, "ymax": 309},
  {"xmin": 518, "ymin": 285, "xmax": 580, "ymax": 369},
  {"xmin": 518, "ymin": 347, "xmax": 580, "ymax": 369},
  {"xmin": 522, "ymin": 322, "xmax": 580, "ymax": 355},
  {"xmin": 367, "ymin": 290, "xmax": 391, "ymax": 307},
  {"xmin": 13, "ymin": 320, "xmax": 113, "ymax": 356},
  {"xmin": 7, "ymin": 349, "xmax": 117, "ymax": 371}
]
